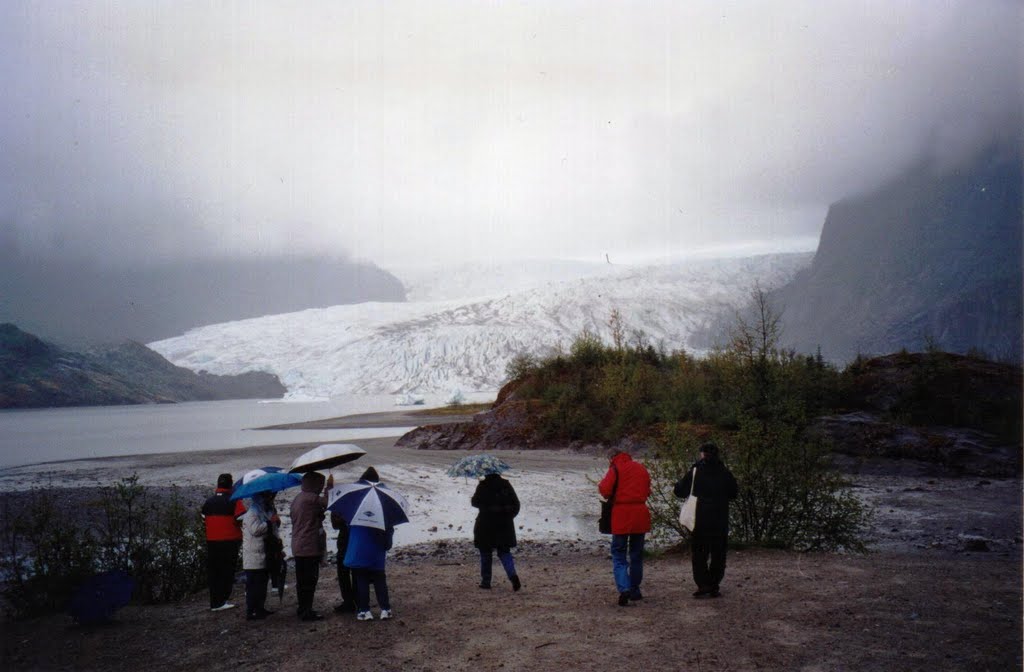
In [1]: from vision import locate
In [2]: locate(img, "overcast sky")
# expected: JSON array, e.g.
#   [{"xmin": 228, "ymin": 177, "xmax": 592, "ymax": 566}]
[{"xmin": 1, "ymin": 1, "xmax": 1020, "ymax": 270}]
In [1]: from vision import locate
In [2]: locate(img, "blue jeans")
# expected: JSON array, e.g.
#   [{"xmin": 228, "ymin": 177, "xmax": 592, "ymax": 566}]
[
  {"xmin": 610, "ymin": 533, "xmax": 645, "ymax": 595},
  {"xmin": 479, "ymin": 547, "xmax": 516, "ymax": 585}
]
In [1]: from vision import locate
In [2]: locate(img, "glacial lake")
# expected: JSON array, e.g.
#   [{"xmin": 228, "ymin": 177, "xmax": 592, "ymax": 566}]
[{"xmin": 0, "ymin": 394, "xmax": 479, "ymax": 469}]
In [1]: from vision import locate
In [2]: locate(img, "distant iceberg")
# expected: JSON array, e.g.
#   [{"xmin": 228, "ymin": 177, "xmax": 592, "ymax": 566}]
[
  {"xmin": 445, "ymin": 389, "xmax": 466, "ymax": 405},
  {"xmin": 395, "ymin": 393, "xmax": 425, "ymax": 406}
]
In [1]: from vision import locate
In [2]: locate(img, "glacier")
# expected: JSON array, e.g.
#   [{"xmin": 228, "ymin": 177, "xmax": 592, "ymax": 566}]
[{"xmin": 148, "ymin": 253, "xmax": 812, "ymax": 399}]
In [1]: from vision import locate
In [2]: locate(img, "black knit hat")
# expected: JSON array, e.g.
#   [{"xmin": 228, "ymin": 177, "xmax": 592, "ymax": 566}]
[
  {"xmin": 699, "ymin": 442, "xmax": 719, "ymax": 457},
  {"xmin": 216, "ymin": 473, "xmax": 233, "ymax": 489},
  {"xmin": 360, "ymin": 466, "xmax": 380, "ymax": 482}
]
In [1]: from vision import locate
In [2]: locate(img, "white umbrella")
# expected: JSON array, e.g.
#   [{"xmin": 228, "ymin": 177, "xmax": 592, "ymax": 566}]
[{"xmin": 288, "ymin": 444, "xmax": 366, "ymax": 473}]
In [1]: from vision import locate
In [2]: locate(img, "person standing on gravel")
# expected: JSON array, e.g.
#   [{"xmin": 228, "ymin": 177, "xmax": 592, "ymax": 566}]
[
  {"xmin": 331, "ymin": 509, "xmax": 356, "ymax": 614},
  {"xmin": 290, "ymin": 471, "xmax": 332, "ymax": 621},
  {"xmin": 201, "ymin": 473, "xmax": 244, "ymax": 611},
  {"xmin": 674, "ymin": 442, "xmax": 738, "ymax": 598},
  {"xmin": 241, "ymin": 491, "xmax": 278, "ymax": 620},
  {"xmin": 471, "ymin": 470, "xmax": 522, "ymax": 592},
  {"xmin": 344, "ymin": 467, "xmax": 396, "ymax": 621},
  {"xmin": 598, "ymin": 448, "xmax": 652, "ymax": 607}
]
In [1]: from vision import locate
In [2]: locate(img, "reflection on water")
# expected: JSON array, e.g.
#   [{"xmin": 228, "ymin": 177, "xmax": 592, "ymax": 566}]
[{"xmin": 0, "ymin": 395, "xmax": 428, "ymax": 468}]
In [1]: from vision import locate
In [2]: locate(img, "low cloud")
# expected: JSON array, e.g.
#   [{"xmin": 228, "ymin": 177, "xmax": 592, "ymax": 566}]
[{"xmin": 1, "ymin": 1, "xmax": 1019, "ymax": 269}]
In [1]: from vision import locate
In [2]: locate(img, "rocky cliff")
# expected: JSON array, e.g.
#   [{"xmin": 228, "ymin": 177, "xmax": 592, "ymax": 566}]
[
  {"xmin": 773, "ymin": 145, "xmax": 1022, "ymax": 363},
  {"xmin": 0, "ymin": 323, "xmax": 285, "ymax": 408}
]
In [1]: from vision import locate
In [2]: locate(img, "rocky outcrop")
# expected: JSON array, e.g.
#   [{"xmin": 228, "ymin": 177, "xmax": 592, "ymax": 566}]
[
  {"xmin": 399, "ymin": 351, "xmax": 1021, "ymax": 477},
  {"xmin": 0, "ymin": 323, "xmax": 285, "ymax": 408},
  {"xmin": 809, "ymin": 412, "xmax": 1020, "ymax": 477}
]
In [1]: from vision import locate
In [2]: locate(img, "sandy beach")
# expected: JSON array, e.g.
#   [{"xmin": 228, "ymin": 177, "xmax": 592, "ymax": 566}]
[{"xmin": 1, "ymin": 409, "xmax": 1021, "ymax": 670}]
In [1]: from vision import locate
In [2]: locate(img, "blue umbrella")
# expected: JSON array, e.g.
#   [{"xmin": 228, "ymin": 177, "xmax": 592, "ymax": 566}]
[
  {"xmin": 230, "ymin": 471, "xmax": 302, "ymax": 501},
  {"xmin": 69, "ymin": 570, "xmax": 135, "ymax": 624},
  {"xmin": 446, "ymin": 454, "xmax": 511, "ymax": 479},
  {"xmin": 327, "ymin": 480, "xmax": 409, "ymax": 530}
]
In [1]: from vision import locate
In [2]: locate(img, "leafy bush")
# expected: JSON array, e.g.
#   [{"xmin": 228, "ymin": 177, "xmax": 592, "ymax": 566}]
[{"xmin": 0, "ymin": 476, "xmax": 208, "ymax": 618}]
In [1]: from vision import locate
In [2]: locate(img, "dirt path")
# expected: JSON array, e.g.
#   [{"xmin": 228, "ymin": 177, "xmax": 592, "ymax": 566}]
[{"xmin": 3, "ymin": 542, "xmax": 1020, "ymax": 671}]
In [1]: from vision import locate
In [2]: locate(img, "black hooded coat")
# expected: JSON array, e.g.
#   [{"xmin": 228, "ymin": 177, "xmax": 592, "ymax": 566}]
[
  {"xmin": 674, "ymin": 456, "xmax": 738, "ymax": 536},
  {"xmin": 471, "ymin": 474, "xmax": 520, "ymax": 550}
]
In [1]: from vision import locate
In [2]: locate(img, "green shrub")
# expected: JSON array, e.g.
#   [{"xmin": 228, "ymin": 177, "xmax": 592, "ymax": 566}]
[{"xmin": 0, "ymin": 476, "xmax": 208, "ymax": 619}]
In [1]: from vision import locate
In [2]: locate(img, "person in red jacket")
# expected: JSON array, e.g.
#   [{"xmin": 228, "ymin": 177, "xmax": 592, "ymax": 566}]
[
  {"xmin": 201, "ymin": 473, "xmax": 244, "ymax": 611},
  {"xmin": 598, "ymin": 448, "xmax": 652, "ymax": 607}
]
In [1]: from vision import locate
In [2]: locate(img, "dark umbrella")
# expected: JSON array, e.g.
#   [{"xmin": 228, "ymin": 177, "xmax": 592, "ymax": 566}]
[{"xmin": 69, "ymin": 570, "xmax": 135, "ymax": 624}]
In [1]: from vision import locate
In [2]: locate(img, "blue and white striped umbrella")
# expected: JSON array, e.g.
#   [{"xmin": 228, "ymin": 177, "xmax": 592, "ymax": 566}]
[
  {"xmin": 446, "ymin": 454, "xmax": 511, "ymax": 479},
  {"xmin": 326, "ymin": 480, "xmax": 409, "ymax": 530}
]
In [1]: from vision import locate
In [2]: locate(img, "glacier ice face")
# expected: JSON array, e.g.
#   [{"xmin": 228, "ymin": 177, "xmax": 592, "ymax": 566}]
[{"xmin": 149, "ymin": 253, "xmax": 811, "ymax": 399}]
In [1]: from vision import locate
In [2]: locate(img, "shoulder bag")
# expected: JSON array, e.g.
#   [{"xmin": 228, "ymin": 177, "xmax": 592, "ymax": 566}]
[
  {"xmin": 598, "ymin": 464, "xmax": 619, "ymax": 534},
  {"xmin": 679, "ymin": 466, "xmax": 698, "ymax": 532}
]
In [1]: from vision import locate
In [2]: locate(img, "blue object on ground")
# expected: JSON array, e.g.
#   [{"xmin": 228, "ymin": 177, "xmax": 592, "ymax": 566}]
[{"xmin": 69, "ymin": 570, "xmax": 135, "ymax": 624}]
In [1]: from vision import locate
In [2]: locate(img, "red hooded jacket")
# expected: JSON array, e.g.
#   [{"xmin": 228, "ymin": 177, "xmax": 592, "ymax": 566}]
[{"xmin": 598, "ymin": 452, "xmax": 651, "ymax": 534}]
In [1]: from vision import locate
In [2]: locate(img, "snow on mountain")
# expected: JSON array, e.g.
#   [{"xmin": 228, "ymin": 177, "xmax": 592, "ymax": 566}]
[{"xmin": 149, "ymin": 253, "xmax": 812, "ymax": 399}]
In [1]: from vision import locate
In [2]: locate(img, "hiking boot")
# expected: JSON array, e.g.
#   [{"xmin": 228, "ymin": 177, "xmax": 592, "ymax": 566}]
[
  {"xmin": 356, "ymin": 610, "xmax": 374, "ymax": 621},
  {"xmin": 300, "ymin": 611, "xmax": 324, "ymax": 622},
  {"xmin": 618, "ymin": 592, "xmax": 630, "ymax": 607},
  {"xmin": 510, "ymin": 575, "xmax": 521, "ymax": 592},
  {"xmin": 478, "ymin": 582, "xmax": 491, "ymax": 589},
  {"xmin": 708, "ymin": 589, "xmax": 722, "ymax": 598},
  {"xmin": 378, "ymin": 609, "xmax": 393, "ymax": 620},
  {"xmin": 210, "ymin": 602, "xmax": 236, "ymax": 612},
  {"xmin": 333, "ymin": 602, "xmax": 356, "ymax": 614},
  {"xmin": 246, "ymin": 611, "xmax": 268, "ymax": 621},
  {"xmin": 629, "ymin": 588, "xmax": 643, "ymax": 601},
  {"xmin": 693, "ymin": 588, "xmax": 710, "ymax": 599}
]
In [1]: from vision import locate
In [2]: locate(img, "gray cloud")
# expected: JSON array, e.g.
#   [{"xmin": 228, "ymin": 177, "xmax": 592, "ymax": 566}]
[{"xmin": 1, "ymin": 1, "xmax": 1019, "ymax": 269}]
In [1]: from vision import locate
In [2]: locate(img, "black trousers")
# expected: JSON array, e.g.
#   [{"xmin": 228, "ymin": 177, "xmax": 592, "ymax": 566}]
[
  {"xmin": 245, "ymin": 569, "xmax": 268, "ymax": 616},
  {"xmin": 206, "ymin": 540, "xmax": 240, "ymax": 608},
  {"xmin": 294, "ymin": 556, "xmax": 321, "ymax": 616},
  {"xmin": 691, "ymin": 533, "xmax": 729, "ymax": 590},
  {"xmin": 336, "ymin": 551, "xmax": 355, "ymax": 607}
]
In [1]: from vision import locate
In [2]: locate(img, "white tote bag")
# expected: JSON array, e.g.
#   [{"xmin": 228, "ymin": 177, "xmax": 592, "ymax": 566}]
[{"xmin": 678, "ymin": 467, "xmax": 698, "ymax": 532}]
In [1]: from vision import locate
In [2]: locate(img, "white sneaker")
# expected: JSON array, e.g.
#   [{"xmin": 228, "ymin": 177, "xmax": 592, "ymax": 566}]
[
  {"xmin": 378, "ymin": 609, "xmax": 393, "ymax": 620},
  {"xmin": 356, "ymin": 610, "xmax": 374, "ymax": 621},
  {"xmin": 210, "ymin": 602, "xmax": 236, "ymax": 612}
]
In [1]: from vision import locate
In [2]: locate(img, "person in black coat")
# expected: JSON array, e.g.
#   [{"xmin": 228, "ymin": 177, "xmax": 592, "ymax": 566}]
[
  {"xmin": 331, "ymin": 511, "xmax": 356, "ymax": 614},
  {"xmin": 674, "ymin": 442, "xmax": 738, "ymax": 598},
  {"xmin": 471, "ymin": 472, "xmax": 522, "ymax": 591}
]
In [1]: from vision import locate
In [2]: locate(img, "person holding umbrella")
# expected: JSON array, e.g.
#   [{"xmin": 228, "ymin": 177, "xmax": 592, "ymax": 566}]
[
  {"xmin": 470, "ymin": 465, "xmax": 522, "ymax": 592},
  {"xmin": 287, "ymin": 443, "xmax": 367, "ymax": 622},
  {"xmin": 290, "ymin": 471, "xmax": 333, "ymax": 622},
  {"xmin": 241, "ymin": 491, "xmax": 279, "ymax": 620},
  {"xmin": 331, "ymin": 466, "xmax": 407, "ymax": 621}
]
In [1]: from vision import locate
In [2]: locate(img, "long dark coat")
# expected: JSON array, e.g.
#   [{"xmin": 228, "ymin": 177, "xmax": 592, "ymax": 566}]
[
  {"xmin": 674, "ymin": 456, "xmax": 738, "ymax": 536},
  {"xmin": 471, "ymin": 474, "xmax": 520, "ymax": 550}
]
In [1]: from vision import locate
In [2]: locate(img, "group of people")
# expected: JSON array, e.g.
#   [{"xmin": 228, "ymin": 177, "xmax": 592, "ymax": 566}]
[
  {"xmin": 200, "ymin": 466, "xmax": 396, "ymax": 622},
  {"xmin": 597, "ymin": 442, "xmax": 738, "ymax": 605},
  {"xmin": 201, "ymin": 442, "xmax": 737, "ymax": 620}
]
